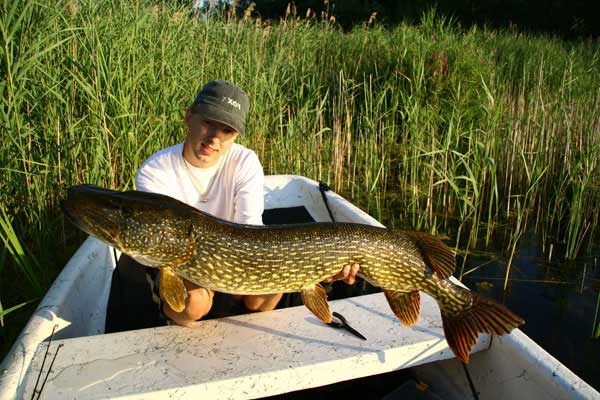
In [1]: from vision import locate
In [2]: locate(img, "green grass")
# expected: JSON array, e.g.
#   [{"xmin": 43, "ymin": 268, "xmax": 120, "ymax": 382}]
[{"xmin": 1, "ymin": 0, "xmax": 599, "ymax": 357}]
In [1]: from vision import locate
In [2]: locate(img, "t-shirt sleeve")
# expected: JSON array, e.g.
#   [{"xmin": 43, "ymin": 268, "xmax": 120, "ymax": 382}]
[
  {"xmin": 233, "ymin": 151, "xmax": 265, "ymax": 225},
  {"xmin": 135, "ymin": 159, "xmax": 172, "ymax": 196}
]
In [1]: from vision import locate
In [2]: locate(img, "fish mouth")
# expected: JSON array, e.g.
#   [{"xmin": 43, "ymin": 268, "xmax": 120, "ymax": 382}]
[
  {"xmin": 62, "ymin": 199, "xmax": 87, "ymax": 232},
  {"xmin": 62, "ymin": 185, "xmax": 122, "ymax": 245}
]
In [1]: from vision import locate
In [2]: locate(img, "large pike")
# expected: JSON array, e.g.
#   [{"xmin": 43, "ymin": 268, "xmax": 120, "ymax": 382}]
[{"xmin": 63, "ymin": 184, "xmax": 524, "ymax": 363}]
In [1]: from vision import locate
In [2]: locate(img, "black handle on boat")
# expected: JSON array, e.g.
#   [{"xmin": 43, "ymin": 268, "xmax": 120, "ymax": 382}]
[{"xmin": 318, "ymin": 182, "xmax": 336, "ymax": 223}]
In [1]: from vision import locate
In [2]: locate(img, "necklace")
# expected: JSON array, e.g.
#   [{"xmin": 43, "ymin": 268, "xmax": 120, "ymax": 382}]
[{"xmin": 181, "ymin": 152, "xmax": 224, "ymax": 203}]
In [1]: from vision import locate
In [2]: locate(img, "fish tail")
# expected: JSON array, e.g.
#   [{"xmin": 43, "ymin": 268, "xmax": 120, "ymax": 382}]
[{"xmin": 440, "ymin": 292, "xmax": 524, "ymax": 363}]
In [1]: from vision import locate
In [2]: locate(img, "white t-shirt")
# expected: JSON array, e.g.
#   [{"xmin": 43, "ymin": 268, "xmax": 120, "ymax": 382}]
[{"xmin": 135, "ymin": 143, "xmax": 264, "ymax": 225}]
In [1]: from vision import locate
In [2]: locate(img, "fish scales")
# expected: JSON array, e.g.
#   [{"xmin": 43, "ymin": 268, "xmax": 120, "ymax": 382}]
[
  {"xmin": 63, "ymin": 185, "xmax": 525, "ymax": 363},
  {"xmin": 176, "ymin": 217, "xmax": 428, "ymax": 295}
]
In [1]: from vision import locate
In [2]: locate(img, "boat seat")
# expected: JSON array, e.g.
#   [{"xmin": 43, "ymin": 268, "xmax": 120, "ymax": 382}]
[{"xmin": 21, "ymin": 285, "xmax": 491, "ymax": 399}]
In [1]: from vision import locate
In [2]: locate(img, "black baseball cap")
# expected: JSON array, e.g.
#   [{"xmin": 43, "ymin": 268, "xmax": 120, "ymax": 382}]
[{"xmin": 191, "ymin": 80, "xmax": 250, "ymax": 135}]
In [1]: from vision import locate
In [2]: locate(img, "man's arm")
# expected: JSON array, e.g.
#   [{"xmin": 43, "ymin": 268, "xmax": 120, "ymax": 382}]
[
  {"xmin": 243, "ymin": 293, "xmax": 283, "ymax": 312},
  {"xmin": 135, "ymin": 161, "xmax": 172, "ymax": 195},
  {"xmin": 162, "ymin": 281, "xmax": 214, "ymax": 327}
]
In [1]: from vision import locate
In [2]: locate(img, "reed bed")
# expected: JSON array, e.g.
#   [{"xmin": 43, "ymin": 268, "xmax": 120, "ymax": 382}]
[{"xmin": 1, "ymin": 0, "xmax": 599, "ymax": 355}]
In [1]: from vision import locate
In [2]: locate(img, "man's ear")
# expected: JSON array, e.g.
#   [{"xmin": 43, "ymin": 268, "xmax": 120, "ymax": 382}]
[{"xmin": 184, "ymin": 108, "xmax": 193, "ymax": 126}]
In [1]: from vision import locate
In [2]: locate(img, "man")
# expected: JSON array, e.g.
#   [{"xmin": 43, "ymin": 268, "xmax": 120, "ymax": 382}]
[{"xmin": 135, "ymin": 80, "xmax": 359, "ymax": 327}]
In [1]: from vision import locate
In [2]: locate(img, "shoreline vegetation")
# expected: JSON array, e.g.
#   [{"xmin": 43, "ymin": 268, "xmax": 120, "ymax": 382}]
[{"xmin": 1, "ymin": 0, "xmax": 599, "ymax": 361}]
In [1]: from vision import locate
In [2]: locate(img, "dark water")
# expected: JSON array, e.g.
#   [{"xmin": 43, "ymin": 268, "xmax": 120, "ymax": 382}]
[{"xmin": 460, "ymin": 231, "xmax": 600, "ymax": 391}]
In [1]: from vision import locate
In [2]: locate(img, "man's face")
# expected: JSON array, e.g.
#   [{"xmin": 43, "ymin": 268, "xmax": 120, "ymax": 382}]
[{"xmin": 183, "ymin": 109, "xmax": 239, "ymax": 168}]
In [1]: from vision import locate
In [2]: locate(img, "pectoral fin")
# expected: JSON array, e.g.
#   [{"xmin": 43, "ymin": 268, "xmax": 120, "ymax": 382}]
[
  {"xmin": 301, "ymin": 283, "xmax": 332, "ymax": 323},
  {"xmin": 384, "ymin": 289, "xmax": 421, "ymax": 326},
  {"xmin": 159, "ymin": 267, "xmax": 188, "ymax": 313}
]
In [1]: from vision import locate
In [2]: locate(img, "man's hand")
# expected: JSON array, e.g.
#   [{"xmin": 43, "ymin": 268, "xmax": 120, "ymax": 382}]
[
  {"xmin": 323, "ymin": 263, "xmax": 360, "ymax": 285},
  {"xmin": 162, "ymin": 278, "xmax": 214, "ymax": 327}
]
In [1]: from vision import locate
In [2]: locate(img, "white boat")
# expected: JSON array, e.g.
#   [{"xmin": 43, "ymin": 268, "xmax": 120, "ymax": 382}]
[{"xmin": 0, "ymin": 175, "xmax": 598, "ymax": 399}]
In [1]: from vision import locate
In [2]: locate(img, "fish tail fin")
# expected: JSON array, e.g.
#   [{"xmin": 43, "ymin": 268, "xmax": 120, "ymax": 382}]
[{"xmin": 440, "ymin": 292, "xmax": 524, "ymax": 363}]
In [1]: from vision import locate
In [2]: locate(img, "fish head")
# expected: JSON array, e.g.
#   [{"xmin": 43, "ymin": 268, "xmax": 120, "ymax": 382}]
[{"xmin": 63, "ymin": 185, "xmax": 197, "ymax": 268}]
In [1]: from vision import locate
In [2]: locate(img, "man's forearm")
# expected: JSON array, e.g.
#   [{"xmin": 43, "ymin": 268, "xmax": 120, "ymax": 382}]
[{"xmin": 243, "ymin": 293, "xmax": 283, "ymax": 312}]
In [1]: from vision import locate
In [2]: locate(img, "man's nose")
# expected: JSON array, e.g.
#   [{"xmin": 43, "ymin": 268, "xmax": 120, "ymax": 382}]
[{"xmin": 205, "ymin": 127, "xmax": 221, "ymax": 143}]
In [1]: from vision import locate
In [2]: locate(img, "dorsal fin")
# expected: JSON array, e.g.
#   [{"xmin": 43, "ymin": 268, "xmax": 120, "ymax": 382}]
[{"xmin": 400, "ymin": 230, "xmax": 456, "ymax": 279}]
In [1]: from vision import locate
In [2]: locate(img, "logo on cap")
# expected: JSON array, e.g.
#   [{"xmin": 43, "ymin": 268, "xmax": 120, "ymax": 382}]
[{"xmin": 222, "ymin": 96, "xmax": 241, "ymax": 110}]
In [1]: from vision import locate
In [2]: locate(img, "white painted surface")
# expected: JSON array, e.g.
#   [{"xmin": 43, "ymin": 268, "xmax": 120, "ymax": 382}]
[
  {"xmin": 0, "ymin": 237, "xmax": 116, "ymax": 400},
  {"xmin": 20, "ymin": 292, "xmax": 490, "ymax": 399},
  {"xmin": 413, "ymin": 329, "xmax": 600, "ymax": 400},
  {"xmin": 263, "ymin": 175, "xmax": 384, "ymax": 227}
]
